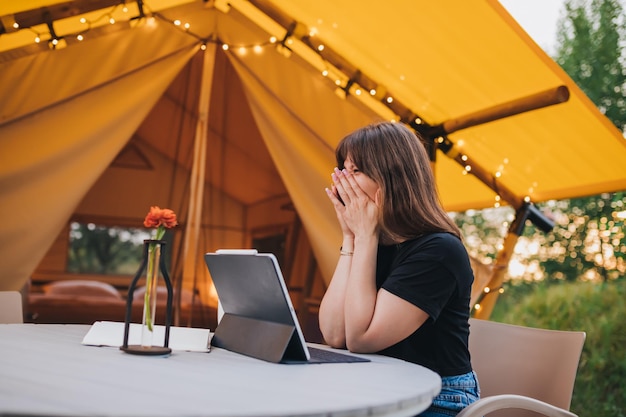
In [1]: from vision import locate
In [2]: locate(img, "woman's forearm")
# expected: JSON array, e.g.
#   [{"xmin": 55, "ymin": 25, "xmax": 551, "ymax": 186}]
[
  {"xmin": 343, "ymin": 235, "xmax": 379, "ymax": 351},
  {"xmin": 318, "ymin": 239, "xmax": 354, "ymax": 348}
]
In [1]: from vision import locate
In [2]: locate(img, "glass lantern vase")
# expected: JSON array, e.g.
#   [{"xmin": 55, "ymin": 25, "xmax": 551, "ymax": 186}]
[{"xmin": 121, "ymin": 239, "xmax": 173, "ymax": 356}]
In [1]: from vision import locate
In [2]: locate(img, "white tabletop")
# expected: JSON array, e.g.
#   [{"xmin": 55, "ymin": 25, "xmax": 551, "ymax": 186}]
[{"xmin": 0, "ymin": 324, "xmax": 441, "ymax": 417}]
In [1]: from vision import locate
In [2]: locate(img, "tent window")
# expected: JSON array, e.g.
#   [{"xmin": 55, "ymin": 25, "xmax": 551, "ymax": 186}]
[
  {"xmin": 67, "ymin": 222, "xmax": 172, "ymax": 275},
  {"xmin": 252, "ymin": 232, "xmax": 286, "ymax": 270}
]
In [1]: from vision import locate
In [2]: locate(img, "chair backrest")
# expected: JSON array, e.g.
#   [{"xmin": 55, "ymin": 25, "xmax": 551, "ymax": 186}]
[
  {"xmin": 0, "ymin": 291, "xmax": 24, "ymax": 323},
  {"xmin": 468, "ymin": 318, "xmax": 585, "ymax": 417}
]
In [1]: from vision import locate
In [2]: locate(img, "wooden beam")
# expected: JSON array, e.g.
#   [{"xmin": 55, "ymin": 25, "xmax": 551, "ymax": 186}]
[
  {"xmin": 438, "ymin": 85, "xmax": 570, "ymax": 135},
  {"xmin": 0, "ymin": 0, "xmax": 123, "ymax": 34}
]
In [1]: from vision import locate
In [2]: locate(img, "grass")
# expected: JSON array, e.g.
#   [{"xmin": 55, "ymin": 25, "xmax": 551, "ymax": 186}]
[{"xmin": 490, "ymin": 278, "xmax": 626, "ymax": 417}]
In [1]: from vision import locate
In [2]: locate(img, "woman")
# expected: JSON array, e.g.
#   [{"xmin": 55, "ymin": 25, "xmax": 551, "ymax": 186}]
[{"xmin": 319, "ymin": 121, "xmax": 479, "ymax": 416}]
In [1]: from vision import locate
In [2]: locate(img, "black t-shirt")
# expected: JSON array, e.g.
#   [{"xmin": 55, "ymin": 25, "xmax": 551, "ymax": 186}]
[{"xmin": 376, "ymin": 232, "xmax": 474, "ymax": 376}]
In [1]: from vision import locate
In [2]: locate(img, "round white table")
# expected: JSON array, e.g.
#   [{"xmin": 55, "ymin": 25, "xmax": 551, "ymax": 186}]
[{"xmin": 0, "ymin": 324, "xmax": 441, "ymax": 417}]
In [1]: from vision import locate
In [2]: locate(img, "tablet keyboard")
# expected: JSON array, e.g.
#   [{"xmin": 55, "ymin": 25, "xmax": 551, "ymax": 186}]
[{"xmin": 307, "ymin": 346, "xmax": 370, "ymax": 363}]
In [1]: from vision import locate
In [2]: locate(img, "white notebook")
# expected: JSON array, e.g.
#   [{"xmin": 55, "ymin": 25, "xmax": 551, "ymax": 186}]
[{"xmin": 81, "ymin": 321, "xmax": 211, "ymax": 352}]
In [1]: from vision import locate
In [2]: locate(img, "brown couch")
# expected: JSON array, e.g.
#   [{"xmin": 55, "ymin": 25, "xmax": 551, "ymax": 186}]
[{"xmin": 27, "ymin": 280, "xmax": 217, "ymax": 329}]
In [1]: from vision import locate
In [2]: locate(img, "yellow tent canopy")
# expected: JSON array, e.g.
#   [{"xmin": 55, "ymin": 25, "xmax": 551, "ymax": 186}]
[{"xmin": 1, "ymin": 0, "xmax": 625, "ymax": 319}]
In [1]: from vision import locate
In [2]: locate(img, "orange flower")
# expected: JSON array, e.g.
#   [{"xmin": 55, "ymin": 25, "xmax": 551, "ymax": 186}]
[{"xmin": 143, "ymin": 206, "xmax": 178, "ymax": 229}]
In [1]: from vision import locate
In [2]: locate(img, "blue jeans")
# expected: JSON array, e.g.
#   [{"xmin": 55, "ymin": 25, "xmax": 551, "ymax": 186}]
[{"xmin": 419, "ymin": 370, "xmax": 480, "ymax": 417}]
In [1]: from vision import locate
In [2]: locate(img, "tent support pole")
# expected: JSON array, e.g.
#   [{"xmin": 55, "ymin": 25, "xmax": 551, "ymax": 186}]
[
  {"xmin": 473, "ymin": 230, "xmax": 519, "ymax": 319},
  {"xmin": 472, "ymin": 203, "xmax": 553, "ymax": 318},
  {"xmin": 180, "ymin": 45, "xmax": 215, "ymax": 326}
]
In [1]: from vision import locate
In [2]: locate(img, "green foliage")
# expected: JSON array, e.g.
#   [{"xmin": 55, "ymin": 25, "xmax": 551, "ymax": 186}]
[
  {"xmin": 517, "ymin": 193, "xmax": 626, "ymax": 283},
  {"xmin": 555, "ymin": 0, "xmax": 626, "ymax": 131},
  {"xmin": 453, "ymin": 207, "xmax": 514, "ymax": 263},
  {"xmin": 491, "ymin": 279, "xmax": 626, "ymax": 417},
  {"xmin": 455, "ymin": 192, "xmax": 626, "ymax": 284},
  {"xmin": 68, "ymin": 223, "xmax": 147, "ymax": 274}
]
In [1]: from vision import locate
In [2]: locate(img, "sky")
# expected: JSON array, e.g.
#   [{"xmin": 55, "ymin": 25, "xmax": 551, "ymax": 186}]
[{"xmin": 499, "ymin": 0, "xmax": 565, "ymax": 55}]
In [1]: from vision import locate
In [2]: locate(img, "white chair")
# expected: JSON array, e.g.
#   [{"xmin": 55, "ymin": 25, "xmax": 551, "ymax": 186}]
[
  {"xmin": 0, "ymin": 291, "xmax": 24, "ymax": 323},
  {"xmin": 458, "ymin": 318, "xmax": 586, "ymax": 417}
]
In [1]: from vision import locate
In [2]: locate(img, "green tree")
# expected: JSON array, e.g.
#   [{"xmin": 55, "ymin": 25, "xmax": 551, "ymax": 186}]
[
  {"xmin": 528, "ymin": 193, "xmax": 626, "ymax": 282},
  {"xmin": 555, "ymin": 0, "xmax": 626, "ymax": 131},
  {"xmin": 68, "ymin": 223, "xmax": 145, "ymax": 274},
  {"xmin": 452, "ymin": 207, "xmax": 513, "ymax": 263}
]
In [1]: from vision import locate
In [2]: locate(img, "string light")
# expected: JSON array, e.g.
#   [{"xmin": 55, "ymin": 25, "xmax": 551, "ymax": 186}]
[
  {"xmin": 3, "ymin": 0, "xmax": 514, "ymax": 195},
  {"xmin": 5, "ymin": 5, "xmax": 522, "ymax": 213},
  {"xmin": 4, "ymin": 1, "xmax": 202, "ymax": 52},
  {"xmin": 472, "ymin": 285, "xmax": 504, "ymax": 313}
]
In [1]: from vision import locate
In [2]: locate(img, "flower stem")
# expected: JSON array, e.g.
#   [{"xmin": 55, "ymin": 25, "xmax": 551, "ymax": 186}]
[{"xmin": 144, "ymin": 226, "xmax": 165, "ymax": 332}]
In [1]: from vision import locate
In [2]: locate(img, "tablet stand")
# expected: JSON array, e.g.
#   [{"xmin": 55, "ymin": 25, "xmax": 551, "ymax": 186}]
[{"xmin": 211, "ymin": 314, "xmax": 300, "ymax": 363}]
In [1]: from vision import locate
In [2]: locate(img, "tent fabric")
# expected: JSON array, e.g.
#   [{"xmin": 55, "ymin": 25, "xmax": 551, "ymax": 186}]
[
  {"xmin": 1, "ymin": 0, "xmax": 625, "ymax": 297},
  {"xmin": 0, "ymin": 18, "xmax": 198, "ymax": 291},
  {"xmin": 225, "ymin": 28, "xmax": 383, "ymax": 281},
  {"xmin": 261, "ymin": 0, "xmax": 626, "ymax": 208}
]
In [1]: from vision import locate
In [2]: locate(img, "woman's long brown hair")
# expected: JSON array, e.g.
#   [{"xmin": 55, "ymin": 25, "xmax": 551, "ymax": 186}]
[{"xmin": 336, "ymin": 122, "xmax": 462, "ymax": 242}]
